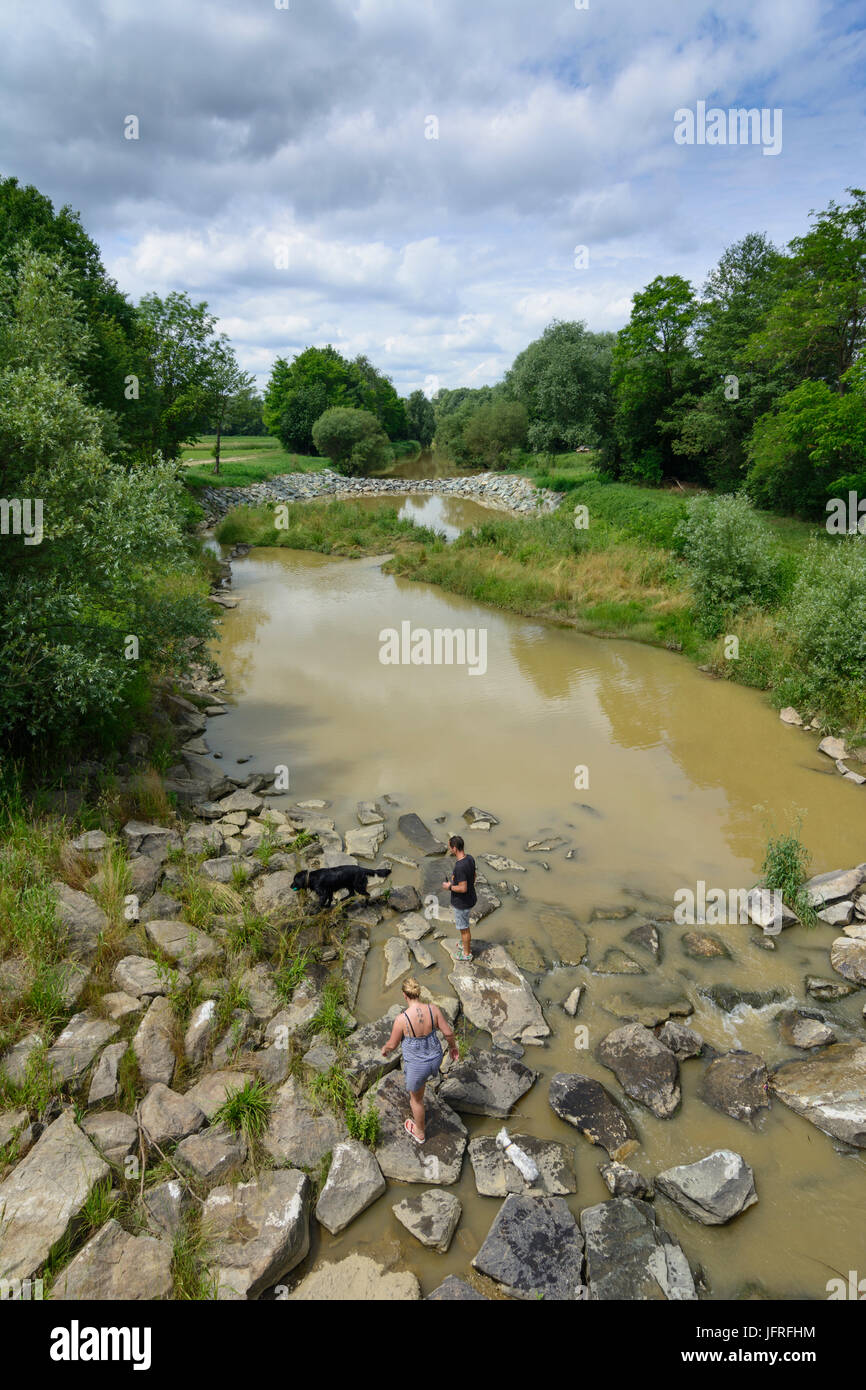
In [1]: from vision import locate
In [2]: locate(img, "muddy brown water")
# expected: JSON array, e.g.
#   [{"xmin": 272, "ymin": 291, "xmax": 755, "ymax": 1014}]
[{"xmin": 210, "ymin": 505, "xmax": 866, "ymax": 1299}]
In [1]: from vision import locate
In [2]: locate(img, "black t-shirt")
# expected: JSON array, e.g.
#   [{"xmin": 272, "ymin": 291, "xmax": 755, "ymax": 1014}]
[{"xmin": 450, "ymin": 854, "xmax": 477, "ymax": 909}]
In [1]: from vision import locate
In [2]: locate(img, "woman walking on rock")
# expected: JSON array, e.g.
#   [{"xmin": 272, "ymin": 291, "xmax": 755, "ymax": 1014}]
[{"xmin": 381, "ymin": 976, "xmax": 459, "ymax": 1144}]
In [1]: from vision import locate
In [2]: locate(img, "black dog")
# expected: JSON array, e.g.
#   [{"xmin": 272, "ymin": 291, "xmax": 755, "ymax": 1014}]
[{"xmin": 291, "ymin": 865, "xmax": 391, "ymax": 910}]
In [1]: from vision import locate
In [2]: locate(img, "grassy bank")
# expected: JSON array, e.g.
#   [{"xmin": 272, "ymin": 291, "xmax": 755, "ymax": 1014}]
[
  {"xmin": 211, "ymin": 477, "xmax": 866, "ymax": 741},
  {"xmin": 182, "ymin": 435, "xmax": 326, "ymax": 489}
]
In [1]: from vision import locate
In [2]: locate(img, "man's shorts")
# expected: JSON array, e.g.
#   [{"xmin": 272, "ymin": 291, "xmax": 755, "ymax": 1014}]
[{"xmin": 453, "ymin": 907, "xmax": 472, "ymax": 934}]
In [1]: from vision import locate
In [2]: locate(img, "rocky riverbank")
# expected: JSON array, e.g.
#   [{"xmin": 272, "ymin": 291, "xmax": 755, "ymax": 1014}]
[{"xmin": 195, "ymin": 468, "xmax": 564, "ymax": 524}]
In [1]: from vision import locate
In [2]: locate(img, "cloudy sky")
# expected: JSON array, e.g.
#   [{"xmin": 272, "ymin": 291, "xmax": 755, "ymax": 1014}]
[{"xmin": 2, "ymin": 0, "xmax": 864, "ymax": 394}]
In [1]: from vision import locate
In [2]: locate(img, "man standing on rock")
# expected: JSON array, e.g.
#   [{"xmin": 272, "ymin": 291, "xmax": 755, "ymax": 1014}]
[{"xmin": 443, "ymin": 834, "xmax": 476, "ymax": 962}]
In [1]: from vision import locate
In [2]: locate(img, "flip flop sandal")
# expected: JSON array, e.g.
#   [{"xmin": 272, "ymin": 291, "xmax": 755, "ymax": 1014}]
[
  {"xmin": 404, "ymin": 1119, "xmax": 424, "ymax": 1145},
  {"xmin": 456, "ymin": 951, "xmax": 472, "ymax": 962}
]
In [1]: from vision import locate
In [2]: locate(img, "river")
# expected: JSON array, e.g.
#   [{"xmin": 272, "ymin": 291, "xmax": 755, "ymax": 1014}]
[{"xmin": 209, "ymin": 494, "xmax": 866, "ymax": 1298}]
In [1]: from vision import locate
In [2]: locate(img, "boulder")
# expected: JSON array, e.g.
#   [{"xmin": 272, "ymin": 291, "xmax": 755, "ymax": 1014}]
[
  {"xmin": 139, "ymin": 1084, "xmax": 206, "ymax": 1149},
  {"xmin": 745, "ymin": 889, "xmax": 799, "ymax": 932},
  {"xmin": 770, "ymin": 1043, "xmax": 866, "ymax": 1147},
  {"xmin": 657, "ymin": 1021, "xmax": 704, "ymax": 1059},
  {"xmin": 580, "ymin": 1197, "xmax": 697, "ymax": 1300},
  {"xmin": 263, "ymin": 1076, "xmax": 348, "ymax": 1169},
  {"xmin": 218, "ymin": 789, "xmax": 265, "ymax": 816},
  {"xmin": 682, "ymin": 931, "xmax": 730, "ymax": 959},
  {"xmin": 830, "ymin": 935, "xmax": 866, "ymax": 985},
  {"xmin": 397, "ymin": 911, "xmax": 433, "ymax": 942},
  {"xmin": 184, "ymin": 1000, "xmax": 219, "ymax": 1065},
  {"xmin": 203, "ymin": 1169, "xmax": 312, "ymax": 1299},
  {"xmin": 596, "ymin": 1024, "xmax": 680, "ymax": 1119},
  {"xmin": 139, "ymin": 891, "xmax": 183, "ymax": 923},
  {"xmin": 806, "ymin": 864, "xmax": 866, "ymax": 908},
  {"xmin": 699, "ymin": 1051, "xmax": 770, "ymax": 1123},
  {"xmin": 183, "ymin": 1069, "xmax": 255, "ymax": 1121},
  {"xmin": 439, "ymin": 1049, "xmax": 537, "ymax": 1118},
  {"xmin": 656, "ymin": 1150, "xmax": 758, "ymax": 1225},
  {"xmin": 175, "ymin": 1122, "xmax": 247, "ymax": 1183},
  {"xmin": 86, "ymin": 1043, "xmax": 128, "ymax": 1106},
  {"xmin": 818, "ymin": 901, "xmax": 855, "ymax": 926},
  {"xmin": 239, "ymin": 964, "xmax": 282, "ymax": 1021},
  {"xmin": 0, "ymin": 1111, "xmax": 109, "ymax": 1282},
  {"xmin": 806, "ymin": 976, "xmax": 860, "ymax": 1002},
  {"xmin": 45, "ymin": 1013, "xmax": 118, "ymax": 1085},
  {"xmin": 80, "ymin": 1111, "xmax": 138, "ymax": 1168},
  {"xmin": 468, "ymin": 1134, "xmax": 576, "ymax": 1197},
  {"xmin": 357, "ymin": 801, "xmax": 385, "ymax": 825},
  {"xmin": 142, "ymin": 1179, "xmax": 190, "ymax": 1239},
  {"xmin": 548, "ymin": 1073, "xmax": 639, "ymax": 1161},
  {"xmin": 51, "ymin": 883, "xmax": 108, "ymax": 962},
  {"xmin": 463, "ymin": 806, "xmax": 499, "ymax": 826},
  {"xmin": 472, "ymin": 1194, "xmax": 584, "ymax": 1300},
  {"xmin": 133, "ymin": 996, "xmax": 178, "ymax": 1086},
  {"xmin": 252, "ymin": 870, "xmax": 297, "ymax": 916},
  {"xmin": 121, "ymin": 821, "xmax": 182, "ymax": 857},
  {"xmin": 100, "ymin": 992, "xmax": 143, "ymax": 1022},
  {"xmin": 315, "ymin": 1140, "xmax": 386, "ymax": 1235},
  {"xmin": 0, "ymin": 1032, "xmax": 44, "ymax": 1087},
  {"xmin": 393, "ymin": 1189, "xmax": 462, "ymax": 1252},
  {"xmin": 384, "ymin": 937, "xmax": 412, "ymax": 988},
  {"xmin": 144, "ymin": 920, "xmax": 222, "ymax": 971},
  {"xmin": 113, "ymin": 955, "xmax": 190, "ymax": 998},
  {"xmin": 397, "ymin": 813, "xmax": 446, "ymax": 856},
  {"xmin": 289, "ymin": 1252, "xmax": 420, "ymax": 1300},
  {"xmin": 372, "ymin": 1070, "xmax": 467, "ymax": 1184},
  {"xmin": 601, "ymin": 988, "xmax": 693, "ymax": 1027},
  {"xmin": 345, "ymin": 825, "xmax": 386, "ymax": 860},
  {"xmin": 48, "ymin": 1219, "xmax": 173, "ymax": 1300},
  {"xmin": 343, "ymin": 1008, "xmax": 403, "ymax": 1093},
  {"xmin": 387, "ymin": 885, "xmax": 421, "ymax": 913},
  {"xmin": 443, "ymin": 939, "xmax": 549, "ymax": 1044},
  {"xmin": 201, "ymin": 856, "xmax": 264, "ymax": 883}
]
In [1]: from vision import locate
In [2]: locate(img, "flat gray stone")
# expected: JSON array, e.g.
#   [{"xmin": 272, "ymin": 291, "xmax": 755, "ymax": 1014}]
[
  {"xmin": 393, "ymin": 1189, "xmax": 462, "ymax": 1252},
  {"xmin": 87, "ymin": 1042, "xmax": 128, "ymax": 1105},
  {"xmin": 599, "ymin": 1161, "xmax": 653, "ymax": 1199},
  {"xmin": 133, "ymin": 996, "xmax": 177, "ymax": 1086},
  {"xmin": 183, "ymin": 1069, "xmax": 255, "ymax": 1120},
  {"xmin": 51, "ymin": 883, "xmax": 108, "ymax": 962},
  {"xmin": 175, "ymin": 1121, "xmax": 247, "ymax": 1183},
  {"xmin": 806, "ymin": 864, "xmax": 866, "ymax": 907},
  {"xmin": 473, "ymin": 1194, "xmax": 584, "ymax": 1300},
  {"xmin": 142, "ymin": 1179, "xmax": 191, "ymax": 1238},
  {"xmin": 468, "ymin": 1134, "xmax": 576, "ymax": 1197},
  {"xmin": 444, "ymin": 939, "xmax": 549, "ymax": 1044},
  {"xmin": 596, "ymin": 1023, "xmax": 680, "ymax": 1119},
  {"xmin": 427, "ymin": 1275, "xmax": 488, "ymax": 1300},
  {"xmin": 770, "ymin": 1042, "xmax": 866, "ymax": 1147},
  {"xmin": 384, "ymin": 937, "xmax": 412, "ymax": 987},
  {"xmin": 139, "ymin": 1083, "xmax": 207, "ymax": 1149},
  {"xmin": 830, "ymin": 935, "xmax": 866, "ymax": 985},
  {"xmin": 113, "ymin": 955, "xmax": 190, "ymax": 998},
  {"xmin": 144, "ymin": 919, "xmax": 222, "ymax": 970},
  {"xmin": 263, "ymin": 1076, "xmax": 348, "ymax": 1169},
  {"xmin": 398, "ymin": 813, "xmax": 446, "ymax": 856},
  {"xmin": 80, "ymin": 1110, "xmax": 138, "ymax": 1167},
  {"xmin": 45, "ymin": 1013, "xmax": 118, "ymax": 1085},
  {"xmin": 0, "ymin": 1111, "xmax": 109, "ymax": 1282},
  {"xmin": 48, "ymin": 1218, "xmax": 173, "ymax": 1300},
  {"xmin": 315, "ymin": 1139, "xmax": 386, "ymax": 1234},
  {"xmin": 580, "ymin": 1197, "xmax": 697, "ymax": 1300},
  {"xmin": 439, "ymin": 1049, "xmax": 537, "ymax": 1118},
  {"xmin": 373, "ymin": 1070, "xmax": 467, "ymax": 1184}
]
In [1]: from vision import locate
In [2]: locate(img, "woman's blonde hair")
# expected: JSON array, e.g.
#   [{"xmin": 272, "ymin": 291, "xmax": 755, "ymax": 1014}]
[{"xmin": 402, "ymin": 976, "xmax": 421, "ymax": 999}]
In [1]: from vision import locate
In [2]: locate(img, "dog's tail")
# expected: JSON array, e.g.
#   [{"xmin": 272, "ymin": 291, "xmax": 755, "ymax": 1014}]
[{"xmin": 366, "ymin": 867, "xmax": 392, "ymax": 878}]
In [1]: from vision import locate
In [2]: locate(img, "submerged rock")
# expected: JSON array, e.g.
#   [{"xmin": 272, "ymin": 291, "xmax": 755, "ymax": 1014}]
[
  {"xmin": 392, "ymin": 1189, "xmax": 462, "ymax": 1252},
  {"xmin": 548, "ymin": 1072, "xmax": 639, "ymax": 1161},
  {"xmin": 656, "ymin": 1150, "xmax": 758, "ymax": 1225},
  {"xmin": 472, "ymin": 1194, "xmax": 585, "ymax": 1300},
  {"xmin": 599, "ymin": 1161, "xmax": 653, "ymax": 1199},
  {"xmin": 439, "ymin": 1049, "xmax": 537, "ymax": 1118},
  {"xmin": 580, "ymin": 1197, "xmax": 697, "ymax": 1300},
  {"xmin": 397, "ymin": 813, "xmax": 446, "ymax": 856},
  {"xmin": 777, "ymin": 1010, "xmax": 836, "ymax": 1049}
]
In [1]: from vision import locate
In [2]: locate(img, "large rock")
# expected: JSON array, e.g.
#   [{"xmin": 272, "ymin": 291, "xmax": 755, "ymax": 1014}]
[
  {"xmin": 122, "ymin": 821, "xmax": 183, "ymax": 857},
  {"xmin": 51, "ymin": 882, "xmax": 108, "ymax": 962},
  {"xmin": 443, "ymin": 939, "xmax": 549, "ymax": 1044},
  {"xmin": 657, "ymin": 1020, "xmax": 704, "ymax": 1059},
  {"xmin": 113, "ymin": 955, "xmax": 190, "ymax": 998},
  {"xmin": 142, "ymin": 1179, "xmax": 191, "ymax": 1239},
  {"xmin": 548, "ymin": 1073, "xmax": 639, "ymax": 1161},
  {"xmin": 344, "ymin": 1008, "xmax": 403, "ymax": 1093},
  {"xmin": 289, "ymin": 1252, "xmax": 420, "ymax": 1300},
  {"xmin": 397, "ymin": 911, "xmax": 433, "ymax": 942},
  {"xmin": 345, "ymin": 825, "xmax": 386, "ymax": 860},
  {"xmin": 139, "ymin": 1083, "xmax": 206, "ymax": 1148},
  {"xmin": 468, "ymin": 1134, "xmax": 576, "ymax": 1197},
  {"xmin": 372, "ymin": 1070, "xmax": 467, "ymax": 1184},
  {"xmin": 144, "ymin": 920, "xmax": 222, "ymax": 971},
  {"xmin": 699, "ymin": 1051, "xmax": 770, "ymax": 1123},
  {"xmin": 599, "ymin": 1161, "xmax": 653, "ymax": 1199},
  {"xmin": 596, "ymin": 1024, "xmax": 680, "ymax": 1119},
  {"xmin": 48, "ymin": 1219, "xmax": 173, "ymax": 1300},
  {"xmin": 203, "ymin": 1169, "xmax": 312, "ymax": 1299},
  {"xmin": 397, "ymin": 813, "xmax": 446, "ymax": 855},
  {"xmin": 580, "ymin": 1197, "xmax": 697, "ymax": 1300},
  {"xmin": 393, "ymin": 1190, "xmax": 462, "ymax": 1252},
  {"xmin": 387, "ymin": 885, "xmax": 422, "ymax": 913},
  {"xmin": 252, "ymin": 870, "xmax": 297, "ymax": 916},
  {"xmin": 263, "ymin": 1076, "xmax": 348, "ymax": 1169},
  {"xmin": 384, "ymin": 936, "xmax": 412, "ymax": 987},
  {"xmin": 806, "ymin": 864, "xmax": 866, "ymax": 908},
  {"xmin": 44, "ymin": 1013, "xmax": 118, "ymax": 1084},
  {"xmin": 472, "ymin": 1194, "xmax": 584, "ymax": 1300},
  {"xmin": 183, "ymin": 1069, "xmax": 256, "ymax": 1120},
  {"xmin": 656, "ymin": 1150, "xmax": 758, "ymax": 1225},
  {"xmin": 315, "ymin": 1140, "xmax": 386, "ymax": 1235},
  {"xmin": 239, "ymin": 964, "xmax": 282, "ymax": 1022},
  {"xmin": 0, "ymin": 1032, "xmax": 44, "ymax": 1087},
  {"xmin": 80, "ymin": 1111, "xmax": 138, "ymax": 1168},
  {"xmin": 770, "ymin": 1043, "xmax": 866, "ymax": 1147},
  {"xmin": 175, "ymin": 1122, "xmax": 247, "ymax": 1184},
  {"xmin": 830, "ymin": 934, "xmax": 866, "ymax": 985},
  {"xmin": 438, "ymin": 1049, "xmax": 537, "ymax": 1118},
  {"xmin": 601, "ymin": 988, "xmax": 693, "ymax": 1028},
  {"xmin": 133, "ymin": 996, "xmax": 178, "ymax": 1087},
  {"xmin": 777, "ymin": 1010, "xmax": 836, "ymax": 1050},
  {"xmin": 0, "ymin": 1111, "xmax": 109, "ymax": 1282},
  {"xmin": 184, "ymin": 1000, "xmax": 219, "ymax": 1064},
  {"xmin": 87, "ymin": 1041, "xmax": 128, "ymax": 1105}
]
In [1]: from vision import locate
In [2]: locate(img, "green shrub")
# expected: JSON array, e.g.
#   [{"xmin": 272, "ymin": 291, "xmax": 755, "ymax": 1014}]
[
  {"xmin": 676, "ymin": 492, "xmax": 784, "ymax": 635},
  {"xmin": 781, "ymin": 536, "xmax": 866, "ymax": 715}
]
